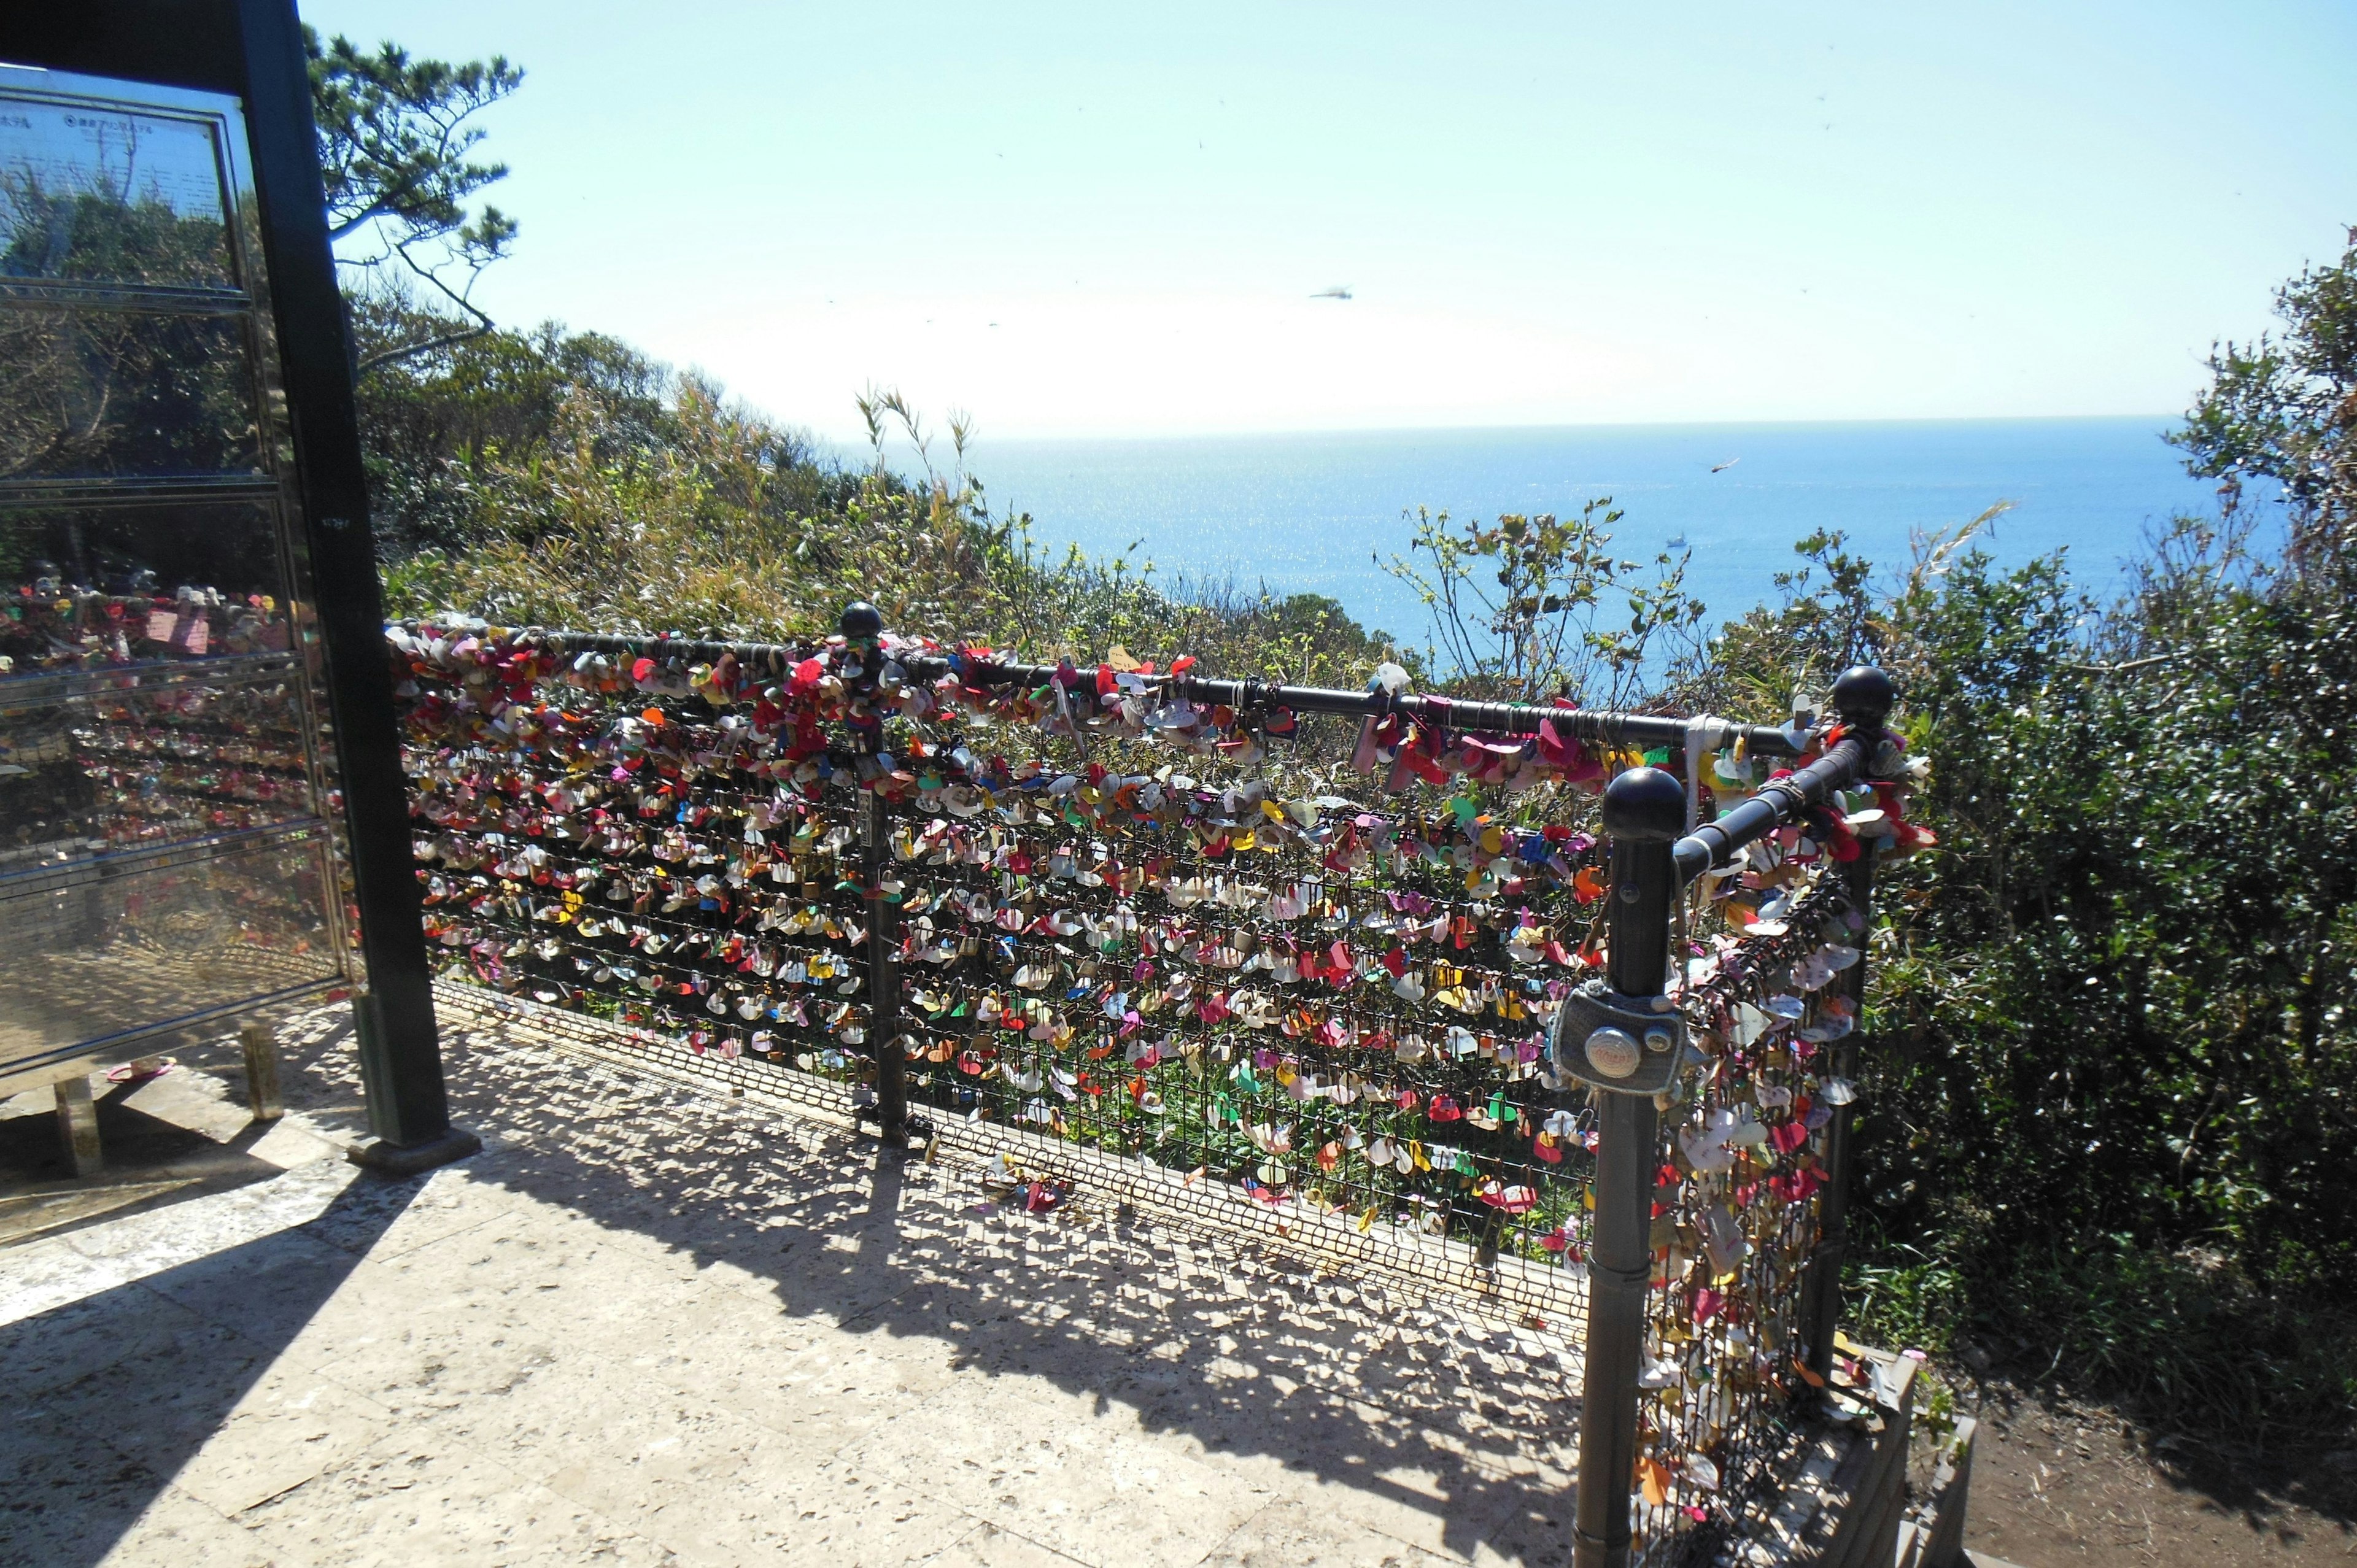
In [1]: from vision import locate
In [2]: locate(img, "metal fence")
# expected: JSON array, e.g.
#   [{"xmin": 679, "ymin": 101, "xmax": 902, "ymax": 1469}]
[{"xmin": 388, "ymin": 606, "xmax": 1922, "ymax": 1568}]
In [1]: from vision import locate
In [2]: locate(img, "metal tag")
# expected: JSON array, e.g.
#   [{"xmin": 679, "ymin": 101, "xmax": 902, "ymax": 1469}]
[{"xmin": 1548, "ymin": 981, "xmax": 1686, "ymax": 1095}]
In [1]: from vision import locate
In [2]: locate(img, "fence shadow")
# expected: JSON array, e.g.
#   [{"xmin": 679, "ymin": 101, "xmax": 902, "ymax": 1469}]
[{"xmin": 254, "ymin": 998, "xmax": 1587, "ymax": 1564}]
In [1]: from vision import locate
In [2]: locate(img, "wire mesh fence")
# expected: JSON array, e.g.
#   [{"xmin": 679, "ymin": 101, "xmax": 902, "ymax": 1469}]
[
  {"xmin": 387, "ymin": 615, "xmax": 1919, "ymax": 1568},
  {"xmin": 1633, "ymin": 871, "xmax": 1868, "ymax": 1558}
]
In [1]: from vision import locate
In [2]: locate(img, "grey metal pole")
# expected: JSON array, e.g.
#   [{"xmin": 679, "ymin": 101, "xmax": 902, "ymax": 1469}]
[
  {"xmin": 1802, "ymin": 844, "xmax": 1874, "ymax": 1381},
  {"xmin": 842, "ymin": 602, "xmax": 908, "ymax": 1146},
  {"xmin": 1574, "ymin": 766, "xmax": 1686, "ymax": 1568},
  {"xmin": 1801, "ymin": 665, "xmax": 1897, "ymax": 1381}
]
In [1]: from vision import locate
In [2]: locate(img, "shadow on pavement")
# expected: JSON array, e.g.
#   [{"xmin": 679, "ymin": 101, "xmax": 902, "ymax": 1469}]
[
  {"xmin": 254, "ymin": 998, "xmax": 1585, "ymax": 1565},
  {"xmin": 0, "ymin": 1165, "xmax": 430, "ymax": 1568}
]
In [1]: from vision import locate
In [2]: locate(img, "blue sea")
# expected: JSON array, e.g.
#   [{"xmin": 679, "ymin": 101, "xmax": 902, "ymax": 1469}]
[{"xmin": 951, "ymin": 417, "xmax": 2230, "ymax": 648}]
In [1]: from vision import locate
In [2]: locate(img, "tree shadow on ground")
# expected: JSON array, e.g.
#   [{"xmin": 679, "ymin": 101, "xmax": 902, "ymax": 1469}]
[{"xmin": 1960, "ymin": 1381, "xmax": 2357, "ymax": 1567}]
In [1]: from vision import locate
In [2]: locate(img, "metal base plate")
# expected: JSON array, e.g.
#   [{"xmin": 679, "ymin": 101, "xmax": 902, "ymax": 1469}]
[{"xmin": 346, "ymin": 1126, "xmax": 483, "ymax": 1176}]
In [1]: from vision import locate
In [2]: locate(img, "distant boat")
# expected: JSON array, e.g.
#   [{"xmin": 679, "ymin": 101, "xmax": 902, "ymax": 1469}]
[
  {"xmin": 1709, "ymin": 458, "xmax": 1740, "ymax": 473},
  {"xmin": 1310, "ymin": 285, "xmax": 1353, "ymax": 300},
  {"xmin": 1666, "ymin": 534, "xmax": 1688, "ymax": 549}
]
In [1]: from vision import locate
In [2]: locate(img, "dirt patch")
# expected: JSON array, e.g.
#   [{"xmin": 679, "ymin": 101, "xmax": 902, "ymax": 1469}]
[{"xmin": 1959, "ymin": 1382, "xmax": 2357, "ymax": 1566}]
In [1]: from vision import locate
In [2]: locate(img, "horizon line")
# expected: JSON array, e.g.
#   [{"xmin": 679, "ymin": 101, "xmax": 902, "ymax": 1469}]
[{"xmin": 814, "ymin": 409, "xmax": 2187, "ymax": 449}]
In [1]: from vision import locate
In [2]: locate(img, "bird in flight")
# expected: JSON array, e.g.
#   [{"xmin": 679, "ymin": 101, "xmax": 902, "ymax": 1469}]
[
  {"xmin": 1310, "ymin": 285, "xmax": 1353, "ymax": 300},
  {"xmin": 1709, "ymin": 458, "xmax": 1740, "ymax": 473}
]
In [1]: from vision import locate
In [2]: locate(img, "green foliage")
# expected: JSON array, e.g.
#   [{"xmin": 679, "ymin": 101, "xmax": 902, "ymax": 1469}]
[
  {"xmin": 354, "ymin": 309, "xmax": 850, "ymax": 558},
  {"xmin": 1, "ymin": 152, "xmax": 252, "ymax": 481},
  {"xmin": 1704, "ymin": 235, "xmax": 2357, "ymax": 1446},
  {"xmin": 0, "ymin": 172, "xmax": 230, "ymax": 287},
  {"xmin": 370, "ymin": 339, "xmax": 1400, "ymax": 688},
  {"xmin": 1381, "ymin": 500, "xmax": 1705, "ymax": 703},
  {"xmin": 2169, "ymin": 223, "xmax": 2356, "ymax": 551},
  {"xmin": 1846, "ymin": 1243, "xmax": 1970, "ymax": 1361},
  {"xmin": 307, "ymin": 27, "xmax": 524, "ymax": 372}
]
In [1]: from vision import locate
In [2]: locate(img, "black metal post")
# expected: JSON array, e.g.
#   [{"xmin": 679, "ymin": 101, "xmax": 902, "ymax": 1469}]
[
  {"xmin": 1671, "ymin": 735, "xmax": 1869, "ymax": 886},
  {"xmin": 1800, "ymin": 666, "xmax": 1896, "ymax": 1381},
  {"xmin": 237, "ymin": 0, "xmax": 466, "ymax": 1168},
  {"xmin": 1574, "ymin": 766, "xmax": 1686, "ymax": 1568},
  {"xmin": 842, "ymin": 603, "xmax": 909, "ymax": 1146}
]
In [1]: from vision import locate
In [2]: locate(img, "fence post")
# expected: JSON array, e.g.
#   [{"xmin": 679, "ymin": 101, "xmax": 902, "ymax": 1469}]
[
  {"xmin": 1802, "ymin": 666, "xmax": 1897, "ymax": 1382},
  {"xmin": 1574, "ymin": 765, "xmax": 1686, "ymax": 1568},
  {"xmin": 842, "ymin": 601, "xmax": 910, "ymax": 1146}
]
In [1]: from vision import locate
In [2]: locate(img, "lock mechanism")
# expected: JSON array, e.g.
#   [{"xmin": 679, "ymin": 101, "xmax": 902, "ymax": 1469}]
[{"xmin": 1548, "ymin": 980, "xmax": 1686, "ymax": 1096}]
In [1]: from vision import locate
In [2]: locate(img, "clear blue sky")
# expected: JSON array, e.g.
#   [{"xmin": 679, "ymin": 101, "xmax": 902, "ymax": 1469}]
[{"xmin": 298, "ymin": 0, "xmax": 2357, "ymax": 441}]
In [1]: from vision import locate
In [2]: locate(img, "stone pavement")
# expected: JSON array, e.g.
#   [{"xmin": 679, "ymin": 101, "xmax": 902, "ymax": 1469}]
[{"xmin": 0, "ymin": 993, "xmax": 1587, "ymax": 1567}]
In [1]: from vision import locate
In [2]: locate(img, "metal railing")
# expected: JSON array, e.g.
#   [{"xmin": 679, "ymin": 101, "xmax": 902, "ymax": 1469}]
[{"xmin": 388, "ymin": 607, "xmax": 1914, "ymax": 1568}]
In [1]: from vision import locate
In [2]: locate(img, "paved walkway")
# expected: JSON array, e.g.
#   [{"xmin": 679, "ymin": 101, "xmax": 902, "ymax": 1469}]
[{"xmin": 1, "ymin": 995, "xmax": 1585, "ymax": 1567}]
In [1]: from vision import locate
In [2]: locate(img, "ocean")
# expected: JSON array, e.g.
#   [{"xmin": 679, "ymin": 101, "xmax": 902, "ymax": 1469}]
[{"xmin": 952, "ymin": 417, "xmax": 2229, "ymax": 651}]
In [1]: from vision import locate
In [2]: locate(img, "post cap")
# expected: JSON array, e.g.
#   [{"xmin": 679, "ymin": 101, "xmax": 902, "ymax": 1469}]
[
  {"xmin": 840, "ymin": 601, "xmax": 883, "ymax": 640},
  {"xmin": 1601, "ymin": 765, "xmax": 1687, "ymax": 842},
  {"xmin": 1830, "ymin": 665, "xmax": 1897, "ymax": 728}
]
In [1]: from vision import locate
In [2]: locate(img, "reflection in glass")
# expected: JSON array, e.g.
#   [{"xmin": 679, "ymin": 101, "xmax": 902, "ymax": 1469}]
[
  {"xmin": 0, "ymin": 829, "xmax": 339, "ymax": 1063},
  {"xmin": 1, "ymin": 502, "xmax": 295, "ymax": 675},
  {"xmin": 0, "ymin": 305, "xmax": 262, "ymax": 479},
  {"xmin": 0, "ymin": 77, "xmax": 354, "ymax": 1067},
  {"xmin": 0, "ymin": 673, "xmax": 318, "ymax": 865},
  {"xmin": 0, "ymin": 96, "xmax": 231, "ymax": 288}
]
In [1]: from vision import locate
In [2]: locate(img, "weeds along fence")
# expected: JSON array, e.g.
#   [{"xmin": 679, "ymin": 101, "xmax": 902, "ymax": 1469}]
[{"xmin": 387, "ymin": 605, "xmax": 1925, "ymax": 1568}]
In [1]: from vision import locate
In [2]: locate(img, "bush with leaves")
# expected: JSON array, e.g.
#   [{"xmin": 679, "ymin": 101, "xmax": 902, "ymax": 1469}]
[
  {"xmin": 1679, "ymin": 231, "xmax": 2357, "ymax": 1446},
  {"xmin": 1381, "ymin": 500, "xmax": 1708, "ymax": 707}
]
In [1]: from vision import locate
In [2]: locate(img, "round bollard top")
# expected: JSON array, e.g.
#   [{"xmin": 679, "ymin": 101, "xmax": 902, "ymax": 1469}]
[
  {"xmin": 1831, "ymin": 665, "xmax": 1897, "ymax": 728},
  {"xmin": 1601, "ymin": 765, "xmax": 1687, "ymax": 842},
  {"xmin": 840, "ymin": 601, "xmax": 883, "ymax": 640}
]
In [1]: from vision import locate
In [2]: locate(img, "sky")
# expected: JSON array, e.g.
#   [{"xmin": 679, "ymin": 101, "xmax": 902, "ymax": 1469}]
[{"xmin": 295, "ymin": 0, "xmax": 2357, "ymax": 442}]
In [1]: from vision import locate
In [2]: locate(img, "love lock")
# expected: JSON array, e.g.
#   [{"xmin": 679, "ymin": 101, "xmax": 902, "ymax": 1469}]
[{"xmin": 1547, "ymin": 980, "xmax": 1686, "ymax": 1095}]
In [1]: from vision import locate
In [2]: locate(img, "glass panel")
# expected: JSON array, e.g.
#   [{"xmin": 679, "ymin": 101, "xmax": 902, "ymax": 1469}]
[
  {"xmin": 0, "ymin": 663, "xmax": 320, "ymax": 867},
  {"xmin": 1, "ymin": 502, "xmax": 293, "ymax": 673},
  {"xmin": 0, "ymin": 79, "xmax": 352, "ymax": 1070},
  {"xmin": 0, "ymin": 96, "xmax": 233, "ymax": 288},
  {"xmin": 0, "ymin": 828, "xmax": 339, "ymax": 1067},
  {"xmin": 0, "ymin": 306, "xmax": 262, "ymax": 479},
  {"xmin": 1, "ymin": 500, "xmax": 291, "ymax": 627},
  {"xmin": 2, "ymin": 502, "xmax": 318, "ymax": 863}
]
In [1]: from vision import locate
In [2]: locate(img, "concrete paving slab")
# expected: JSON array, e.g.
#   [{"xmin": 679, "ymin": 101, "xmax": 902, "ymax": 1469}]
[
  {"xmin": 87, "ymin": 1485, "xmax": 293, "ymax": 1568},
  {"xmin": 165, "ymin": 1365, "xmax": 393, "ymax": 1518},
  {"xmin": 234, "ymin": 1431, "xmax": 676, "ymax": 1568},
  {"xmin": 838, "ymin": 1376, "xmax": 1283, "ymax": 1568},
  {"xmin": 0, "ymin": 1284, "xmax": 228, "ymax": 1403},
  {"xmin": 0, "ymin": 1234, "xmax": 137, "ymax": 1326},
  {"xmin": 1202, "ymin": 1495, "xmax": 1461, "ymax": 1567},
  {"xmin": 324, "ymin": 1167, "xmax": 532, "ymax": 1262},
  {"xmin": 0, "ymin": 1405, "xmax": 163, "ymax": 1568},
  {"xmin": 2, "ymin": 993, "xmax": 1601, "ymax": 1568},
  {"xmin": 130, "ymin": 1225, "xmax": 374, "ymax": 1353},
  {"xmin": 928, "ymin": 1519, "xmax": 1096, "ymax": 1567},
  {"xmin": 646, "ymin": 1466, "xmax": 970, "ymax": 1568}
]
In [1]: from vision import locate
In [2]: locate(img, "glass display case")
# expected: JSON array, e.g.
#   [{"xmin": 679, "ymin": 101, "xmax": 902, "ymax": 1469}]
[{"xmin": 0, "ymin": 67, "xmax": 350, "ymax": 1089}]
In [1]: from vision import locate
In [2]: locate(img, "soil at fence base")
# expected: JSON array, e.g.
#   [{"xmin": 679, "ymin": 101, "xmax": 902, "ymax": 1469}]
[{"xmin": 1959, "ymin": 1381, "xmax": 2356, "ymax": 1566}]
